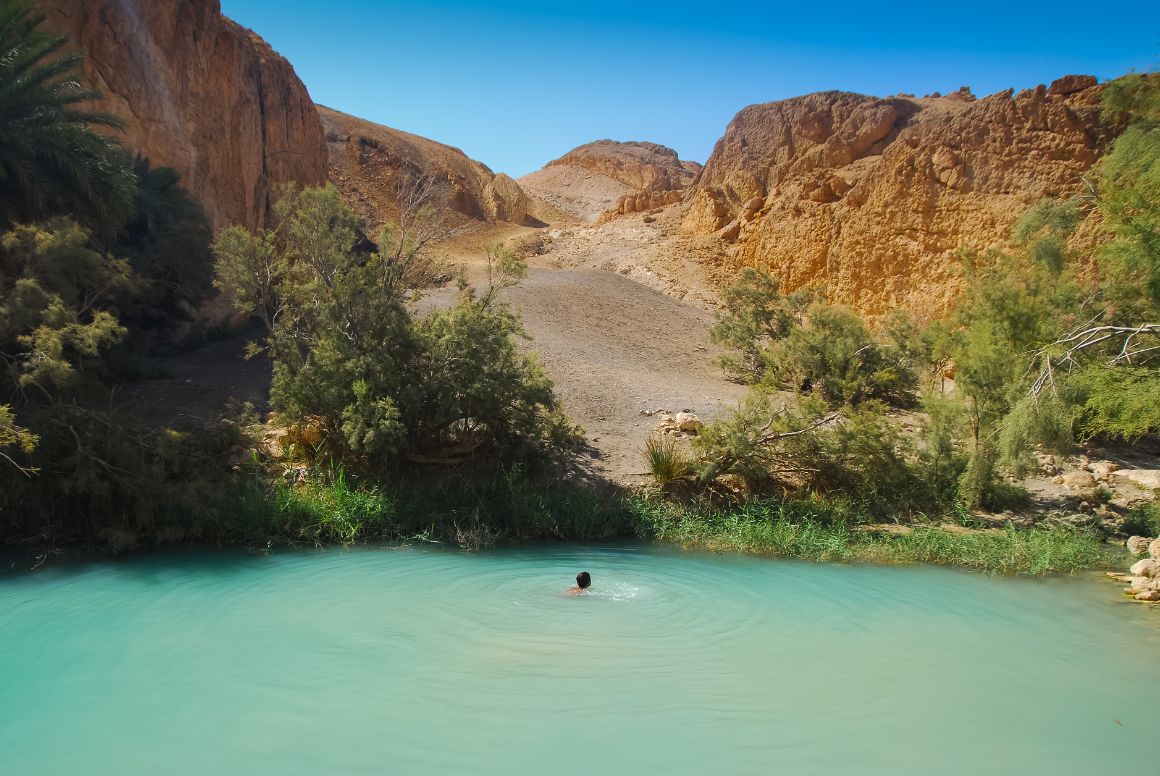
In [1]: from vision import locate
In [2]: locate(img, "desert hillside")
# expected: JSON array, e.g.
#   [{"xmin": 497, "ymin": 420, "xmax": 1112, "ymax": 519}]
[
  {"xmin": 682, "ymin": 78, "xmax": 1112, "ymax": 317},
  {"xmin": 319, "ymin": 106, "xmax": 539, "ymax": 235},
  {"xmin": 38, "ymin": 0, "xmax": 327, "ymax": 229},
  {"xmin": 519, "ymin": 140, "xmax": 700, "ymax": 222}
]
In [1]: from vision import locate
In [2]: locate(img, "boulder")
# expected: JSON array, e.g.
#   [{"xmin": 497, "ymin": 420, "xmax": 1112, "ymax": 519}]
[
  {"xmin": 674, "ymin": 412, "xmax": 703, "ymax": 434},
  {"xmin": 1152, "ymin": 538, "xmax": 1160, "ymax": 561},
  {"xmin": 1087, "ymin": 460, "xmax": 1120, "ymax": 481},
  {"xmin": 1060, "ymin": 471, "xmax": 1097, "ymax": 490},
  {"xmin": 1129, "ymin": 558, "xmax": 1159, "ymax": 578},
  {"xmin": 1126, "ymin": 536, "xmax": 1154, "ymax": 555}
]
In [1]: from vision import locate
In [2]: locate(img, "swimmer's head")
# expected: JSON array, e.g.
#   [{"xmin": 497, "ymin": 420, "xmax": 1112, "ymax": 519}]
[{"xmin": 576, "ymin": 571, "xmax": 592, "ymax": 589}]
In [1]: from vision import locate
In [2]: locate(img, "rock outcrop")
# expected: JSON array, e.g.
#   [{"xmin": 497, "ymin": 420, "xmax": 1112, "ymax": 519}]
[
  {"xmin": 683, "ymin": 82, "xmax": 1112, "ymax": 317},
  {"xmin": 319, "ymin": 106, "xmax": 532, "ymax": 234},
  {"xmin": 550, "ymin": 140, "xmax": 699, "ymax": 192},
  {"xmin": 521, "ymin": 140, "xmax": 700, "ymax": 223},
  {"xmin": 39, "ymin": 0, "xmax": 328, "ymax": 230}
]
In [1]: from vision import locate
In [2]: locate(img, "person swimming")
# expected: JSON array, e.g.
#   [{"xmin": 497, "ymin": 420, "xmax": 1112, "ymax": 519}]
[{"xmin": 567, "ymin": 571, "xmax": 592, "ymax": 595}]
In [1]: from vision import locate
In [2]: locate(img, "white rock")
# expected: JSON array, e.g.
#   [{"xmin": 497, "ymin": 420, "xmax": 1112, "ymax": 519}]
[
  {"xmin": 1113, "ymin": 469, "xmax": 1160, "ymax": 491},
  {"xmin": 1088, "ymin": 460, "xmax": 1120, "ymax": 481},
  {"xmin": 674, "ymin": 412, "xmax": 703, "ymax": 434},
  {"xmin": 1129, "ymin": 558, "xmax": 1159, "ymax": 578}
]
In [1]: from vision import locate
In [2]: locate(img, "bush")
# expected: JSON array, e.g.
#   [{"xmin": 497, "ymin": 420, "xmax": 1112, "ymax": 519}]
[
  {"xmin": 213, "ymin": 186, "xmax": 579, "ymax": 471},
  {"xmin": 710, "ymin": 269, "xmax": 920, "ymax": 407}
]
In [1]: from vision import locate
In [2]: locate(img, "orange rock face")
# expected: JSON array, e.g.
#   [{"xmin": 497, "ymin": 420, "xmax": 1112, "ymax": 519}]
[
  {"xmin": 319, "ymin": 106, "xmax": 532, "ymax": 235},
  {"xmin": 549, "ymin": 140, "xmax": 700, "ymax": 192},
  {"xmin": 683, "ymin": 82, "xmax": 1112, "ymax": 317},
  {"xmin": 38, "ymin": 0, "xmax": 327, "ymax": 230}
]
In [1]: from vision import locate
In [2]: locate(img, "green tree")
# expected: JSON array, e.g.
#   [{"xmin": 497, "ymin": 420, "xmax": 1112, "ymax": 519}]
[
  {"xmin": 0, "ymin": 2, "xmax": 136, "ymax": 235},
  {"xmin": 0, "ymin": 220, "xmax": 135, "ymax": 393},
  {"xmin": 213, "ymin": 185, "xmax": 576, "ymax": 469}
]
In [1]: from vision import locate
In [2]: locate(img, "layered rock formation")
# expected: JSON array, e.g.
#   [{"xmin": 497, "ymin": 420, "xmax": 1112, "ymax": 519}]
[
  {"xmin": 683, "ymin": 80, "xmax": 1112, "ymax": 317},
  {"xmin": 39, "ymin": 0, "xmax": 328, "ymax": 230},
  {"xmin": 319, "ymin": 106, "xmax": 533, "ymax": 234},
  {"xmin": 521, "ymin": 140, "xmax": 700, "ymax": 223},
  {"xmin": 551, "ymin": 140, "xmax": 699, "ymax": 192}
]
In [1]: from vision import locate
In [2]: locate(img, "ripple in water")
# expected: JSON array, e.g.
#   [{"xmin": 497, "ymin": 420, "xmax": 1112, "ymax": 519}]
[{"xmin": 1, "ymin": 543, "xmax": 1158, "ymax": 776}]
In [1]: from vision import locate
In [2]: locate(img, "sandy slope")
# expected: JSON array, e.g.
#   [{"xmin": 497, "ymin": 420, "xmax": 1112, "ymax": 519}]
[{"xmin": 425, "ymin": 231, "xmax": 746, "ymax": 483}]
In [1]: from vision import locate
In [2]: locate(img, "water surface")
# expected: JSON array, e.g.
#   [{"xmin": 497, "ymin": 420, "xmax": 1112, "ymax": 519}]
[{"xmin": 1, "ymin": 545, "xmax": 1158, "ymax": 775}]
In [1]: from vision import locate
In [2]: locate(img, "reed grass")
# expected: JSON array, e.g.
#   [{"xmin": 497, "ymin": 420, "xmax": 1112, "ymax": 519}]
[{"xmin": 629, "ymin": 495, "xmax": 1115, "ymax": 575}]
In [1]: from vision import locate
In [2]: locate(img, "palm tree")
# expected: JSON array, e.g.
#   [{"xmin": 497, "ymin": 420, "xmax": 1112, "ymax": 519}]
[{"xmin": 0, "ymin": 1, "xmax": 136, "ymax": 235}]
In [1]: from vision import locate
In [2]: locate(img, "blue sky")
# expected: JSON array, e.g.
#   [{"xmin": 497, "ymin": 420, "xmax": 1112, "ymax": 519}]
[{"xmin": 221, "ymin": 1, "xmax": 1159, "ymax": 177}]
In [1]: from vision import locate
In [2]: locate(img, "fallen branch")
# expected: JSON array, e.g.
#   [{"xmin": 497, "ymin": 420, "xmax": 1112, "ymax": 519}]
[{"xmin": 1031, "ymin": 323, "xmax": 1160, "ymax": 397}]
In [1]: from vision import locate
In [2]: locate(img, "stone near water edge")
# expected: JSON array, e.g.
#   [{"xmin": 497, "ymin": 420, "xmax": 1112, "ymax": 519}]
[
  {"xmin": 1129, "ymin": 558, "xmax": 1159, "ymax": 578},
  {"xmin": 1126, "ymin": 536, "xmax": 1154, "ymax": 555}
]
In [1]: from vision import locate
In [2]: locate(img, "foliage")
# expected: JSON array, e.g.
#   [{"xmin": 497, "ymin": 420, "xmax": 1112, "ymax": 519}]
[
  {"xmin": 0, "ymin": 402, "xmax": 36, "ymax": 472},
  {"xmin": 1121, "ymin": 503, "xmax": 1160, "ymax": 540},
  {"xmin": 213, "ymin": 185, "xmax": 577, "ymax": 470},
  {"xmin": 686, "ymin": 394, "xmax": 938, "ymax": 518},
  {"xmin": 709, "ymin": 268, "xmax": 817, "ymax": 381},
  {"xmin": 0, "ymin": 220, "xmax": 135, "ymax": 392},
  {"xmin": 0, "ymin": 2, "xmax": 136, "ymax": 235},
  {"xmin": 631, "ymin": 494, "xmax": 1111, "ymax": 575},
  {"xmin": 710, "ymin": 268, "xmax": 919, "ymax": 407},
  {"xmin": 1098, "ymin": 73, "xmax": 1160, "ymax": 310}
]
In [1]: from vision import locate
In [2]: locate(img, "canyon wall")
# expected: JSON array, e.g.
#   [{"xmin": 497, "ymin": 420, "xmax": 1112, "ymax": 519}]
[
  {"xmin": 683, "ymin": 77, "xmax": 1111, "ymax": 317},
  {"xmin": 39, "ymin": 0, "xmax": 328, "ymax": 230},
  {"xmin": 319, "ymin": 106, "xmax": 532, "ymax": 235}
]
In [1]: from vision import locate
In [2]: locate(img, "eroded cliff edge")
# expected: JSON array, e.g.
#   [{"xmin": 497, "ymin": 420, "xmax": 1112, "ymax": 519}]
[
  {"xmin": 39, "ymin": 0, "xmax": 328, "ymax": 230},
  {"xmin": 683, "ymin": 78, "xmax": 1112, "ymax": 317}
]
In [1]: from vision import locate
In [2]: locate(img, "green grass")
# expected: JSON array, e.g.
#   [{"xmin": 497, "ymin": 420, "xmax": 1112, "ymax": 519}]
[{"xmin": 628, "ymin": 494, "xmax": 1115, "ymax": 575}]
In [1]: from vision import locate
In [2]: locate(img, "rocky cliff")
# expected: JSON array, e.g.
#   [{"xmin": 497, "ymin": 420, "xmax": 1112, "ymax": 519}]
[
  {"xmin": 683, "ymin": 77, "xmax": 1111, "ymax": 317},
  {"xmin": 39, "ymin": 0, "xmax": 327, "ymax": 230},
  {"xmin": 319, "ymin": 106, "xmax": 533, "ymax": 234},
  {"xmin": 520, "ymin": 140, "xmax": 700, "ymax": 223}
]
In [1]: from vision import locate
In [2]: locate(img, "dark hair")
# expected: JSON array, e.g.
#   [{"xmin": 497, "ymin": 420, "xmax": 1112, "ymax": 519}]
[{"xmin": 576, "ymin": 571, "xmax": 591, "ymax": 589}]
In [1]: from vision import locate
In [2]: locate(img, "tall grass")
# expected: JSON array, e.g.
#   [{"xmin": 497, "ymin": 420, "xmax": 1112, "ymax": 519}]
[
  {"xmin": 629, "ymin": 495, "xmax": 1115, "ymax": 575},
  {"xmin": 643, "ymin": 435, "xmax": 693, "ymax": 489}
]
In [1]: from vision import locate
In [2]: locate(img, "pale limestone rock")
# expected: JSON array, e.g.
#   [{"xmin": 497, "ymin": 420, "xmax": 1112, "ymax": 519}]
[
  {"xmin": 1126, "ymin": 536, "xmax": 1154, "ymax": 555},
  {"xmin": 674, "ymin": 412, "xmax": 703, "ymax": 434},
  {"xmin": 1151, "ymin": 538, "xmax": 1160, "ymax": 561},
  {"xmin": 1114, "ymin": 470, "xmax": 1160, "ymax": 491},
  {"xmin": 1087, "ymin": 461, "xmax": 1120, "ymax": 481},
  {"xmin": 1060, "ymin": 471, "xmax": 1097, "ymax": 490},
  {"xmin": 1129, "ymin": 558, "xmax": 1159, "ymax": 578}
]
